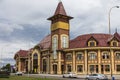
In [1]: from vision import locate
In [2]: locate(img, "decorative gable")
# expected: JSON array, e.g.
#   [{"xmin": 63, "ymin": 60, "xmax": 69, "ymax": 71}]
[
  {"xmin": 87, "ymin": 36, "xmax": 98, "ymax": 47},
  {"xmin": 108, "ymin": 35, "xmax": 120, "ymax": 47}
]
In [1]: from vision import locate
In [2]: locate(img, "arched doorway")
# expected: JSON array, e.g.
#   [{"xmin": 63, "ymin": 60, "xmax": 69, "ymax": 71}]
[{"xmin": 33, "ymin": 53, "xmax": 38, "ymax": 73}]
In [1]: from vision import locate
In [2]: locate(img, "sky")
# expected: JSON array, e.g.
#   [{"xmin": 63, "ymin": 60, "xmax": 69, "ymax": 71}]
[{"xmin": 0, "ymin": 0, "xmax": 120, "ymax": 67}]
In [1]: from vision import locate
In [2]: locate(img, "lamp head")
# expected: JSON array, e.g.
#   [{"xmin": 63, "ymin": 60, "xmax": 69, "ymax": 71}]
[{"xmin": 116, "ymin": 6, "xmax": 119, "ymax": 8}]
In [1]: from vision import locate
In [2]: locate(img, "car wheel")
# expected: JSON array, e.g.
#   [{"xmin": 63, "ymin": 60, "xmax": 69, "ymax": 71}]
[
  {"xmin": 63, "ymin": 76, "xmax": 65, "ymax": 78},
  {"xmin": 96, "ymin": 78, "xmax": 99, "ymax": 80}
]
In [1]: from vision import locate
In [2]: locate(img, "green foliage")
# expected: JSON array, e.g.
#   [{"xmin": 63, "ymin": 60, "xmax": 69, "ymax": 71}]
[{"xmin": 1, "ymin": 63, "xmax": 11, "ymax": 72}]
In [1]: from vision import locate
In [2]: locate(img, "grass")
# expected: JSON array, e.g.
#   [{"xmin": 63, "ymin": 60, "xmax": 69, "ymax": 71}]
[{"xmin": 0, "ymin": 76, "xmax": 57, "ymax": 80}]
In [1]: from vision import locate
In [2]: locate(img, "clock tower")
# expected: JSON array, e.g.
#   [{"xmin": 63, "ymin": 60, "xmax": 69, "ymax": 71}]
[{"xmin": 48, "ymin": 1, "xmax": 73, "ymax": 53}]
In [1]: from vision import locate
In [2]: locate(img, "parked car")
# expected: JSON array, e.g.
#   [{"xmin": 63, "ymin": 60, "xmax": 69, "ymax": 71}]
[
  {"xmin": 15, "ymin": 72, "xmax": 23, "ymax": 76},
  {"xmin": 85, "ymin": 74, "xmax": 108, "ymax": 80},
  {"xmin": 63, "ymin": 72, "xmax": 77, "ymax": 78}
]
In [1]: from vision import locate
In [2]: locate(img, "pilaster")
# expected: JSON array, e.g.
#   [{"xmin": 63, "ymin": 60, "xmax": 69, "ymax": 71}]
[
  {"xmin": 73, "ymin": 51, "xmax": 76, "ymax": 72},
  {"xmin": 98, "ymin": 49, "xmax": 101, "ymax": 73},
  {"xmin": 57, "ymin": 51, "xmax": 61, "ymax": 74},
  {"xmin": 111, "ymin": 49, "xmax": 114, "ymax": 74},
  {"xmin": 84, "ymin": 50, "xmax": 87, "ymax": 74},
  {"xmin": 38, "ymin": 52, "xmax": 40, "ymax": 73}
]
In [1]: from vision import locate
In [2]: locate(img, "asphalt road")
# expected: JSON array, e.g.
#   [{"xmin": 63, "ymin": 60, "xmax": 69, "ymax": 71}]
[{"xmin": 11, "ymin": 73, "xmax": 120, "ymax": 80}]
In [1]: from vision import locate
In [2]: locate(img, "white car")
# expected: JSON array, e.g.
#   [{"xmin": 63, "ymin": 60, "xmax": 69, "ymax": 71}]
[
  {"xmin": 63, "ymin": 72, "xmax": 77, "ymax": 78},
  {"xmin": 85, "ymin": 74, "xmax": 108, "ymax": 80},
  {"xmin": 15, "ymin": 72, "xmax": 23, "ymax": 76}
]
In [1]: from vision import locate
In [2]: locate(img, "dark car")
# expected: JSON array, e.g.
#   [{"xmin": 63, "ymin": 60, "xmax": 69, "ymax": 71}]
[{"xmin": 85, "ymin": 74, "xmax": 108, "ymax": 80}]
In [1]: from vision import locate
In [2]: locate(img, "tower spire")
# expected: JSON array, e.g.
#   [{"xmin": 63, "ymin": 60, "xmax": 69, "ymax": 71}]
[{"xmin": 54, "ymin": 1, "xmax": 67, "ymax": 16}]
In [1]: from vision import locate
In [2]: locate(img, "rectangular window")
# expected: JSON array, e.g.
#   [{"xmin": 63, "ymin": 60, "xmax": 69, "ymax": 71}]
[
  {"xmin": 105, "ymin": 65, "xmax": 110, "ymax": 72},
  {"xmin": 77, "ymin": 65, "xmax": 83, "ymax": 72},
  {"xmin": 77, "ymin": 54, "xmax": 83, "ymax": 60},
  {"xmin": 90, "ymin": 65, "xmax": 94, "ymax": 72},
  {"xmin": 89, "ymin": 65, "xmax": 98, "ymax": 73},
  {"xmin": 116, "ymin": 65, "xmax": 120, "ymax": 72}
]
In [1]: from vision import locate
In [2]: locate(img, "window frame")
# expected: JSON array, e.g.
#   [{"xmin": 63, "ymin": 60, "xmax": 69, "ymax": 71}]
[
  {"xmin": 88, "ymin": 52, "xmax": 97, "ymax": 60},
  {"xmin": 66, "ymin": 53, "xmax": 72, "ymax": 60},
  {"xmin": 77, "ymin": 65, "xmax": 83, "ymax": 72},
  {"xmin": 61, "ymin": 34, "xmax": 69, "ymax": 48},
  {"xmin": 102, "ymin": 52, "xmax": 110, "ymax": 60},
  {"xmin": 76, "ymin": 52, "xmax": 83, "ymax": 60}
]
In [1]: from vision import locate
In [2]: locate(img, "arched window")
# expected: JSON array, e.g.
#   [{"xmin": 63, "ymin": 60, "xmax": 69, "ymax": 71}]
[
  {"xmin": 113, "ymin": 42, "xmax": 117, "ymax": 47},
  {"xmin": 90, "ymin": 42, "xmax": 95, "ymax": 47},
  {"xmin": 116, "ymin": 53, "xmax": 120, "ymax": 59},
  {"xmin": 102, "ymin": 52, "xmax": 109, "ymax": 59},
  {"xmin": 61, "ymin": 35, "xmax": 68, "ymax": 48},
  {"xmin": 52, "ymin": 36, "xmax": 58, "ymax": 50},
  {"xmin": 88, "ymin": 40, "xmax": 96, "ymax": 47},
  {"xmin": 89, "ymin": 53, "xmax": 97, "ymax": 60},
  {"xmin": 33, "ymin": 53, "xmax": 38, "ymax": 59}
]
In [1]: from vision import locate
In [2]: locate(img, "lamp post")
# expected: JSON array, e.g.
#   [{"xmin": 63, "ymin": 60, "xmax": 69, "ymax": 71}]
[
  {"xmin": 108, "ymin": 6, "xmax": 119, "ymax": 34},
  {"xmin": 108, "ymin": 6, "xmax": 119, "ymax": 77}
]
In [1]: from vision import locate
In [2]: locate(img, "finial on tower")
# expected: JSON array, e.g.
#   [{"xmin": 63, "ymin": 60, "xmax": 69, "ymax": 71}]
[
  {"xmin": 59, "ymin": 0, "xmax": 62, "ymax": 2},
  {"xmin": 115, "ymin": 28, "xmax": 118, "ymax": 33}
]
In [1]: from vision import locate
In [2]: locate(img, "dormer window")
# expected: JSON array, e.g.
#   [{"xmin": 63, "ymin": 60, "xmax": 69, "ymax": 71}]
[
  {"xmin": 88, "ymin": 41, "xmax": 96, "ymax": 47},
  {"xmin": 87, "ymin": 36, "xmax": 98, "ymax": 47},
  {"xmin": 109, "ymin": 37, "xmax": 119, "ymax": 47},
  {"xmin": 112, "ymin": 41, "xmax": 118, "ymax": 47},
  {"xmin": 90, "ymin": 41, "xmax": 95, "ymax": 47}
]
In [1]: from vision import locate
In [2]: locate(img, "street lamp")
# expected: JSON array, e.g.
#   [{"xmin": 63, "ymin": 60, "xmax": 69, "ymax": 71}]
[
  {"xmin": 108, "ymin": 6, "xmax": 119, "ymax": 78},
  {"xmin": 108, "ymin": 6, "xmax": 119, "ymax": 34}
]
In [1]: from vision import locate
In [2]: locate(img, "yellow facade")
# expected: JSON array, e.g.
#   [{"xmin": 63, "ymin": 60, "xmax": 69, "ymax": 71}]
[{"xmin": 51, "ymin": 21, "xmax": 69, "ymax": 31}]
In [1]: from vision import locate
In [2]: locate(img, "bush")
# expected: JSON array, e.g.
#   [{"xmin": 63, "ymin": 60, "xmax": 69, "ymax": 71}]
[{"xmin": 0, "ymin": 70, "xmax": 10, "ymax": 78}]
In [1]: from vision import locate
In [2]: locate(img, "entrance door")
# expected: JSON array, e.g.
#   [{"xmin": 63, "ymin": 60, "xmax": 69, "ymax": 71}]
[
  {"xmin": 43, "ymin": 59, "xmax": 47, "ymax": 73},
  {"xmin": 53, "ymin": 64, "xmax": 57, "ymax": 74},
  {"xmin": 61, "ymin": 65, "xmax": 64, "ymax": 74}
]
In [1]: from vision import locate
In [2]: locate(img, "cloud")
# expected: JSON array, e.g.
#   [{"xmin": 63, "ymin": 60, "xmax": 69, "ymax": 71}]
[{"xmin": 0, "ymin": 0, "xmax": 120, "ymax": 66}]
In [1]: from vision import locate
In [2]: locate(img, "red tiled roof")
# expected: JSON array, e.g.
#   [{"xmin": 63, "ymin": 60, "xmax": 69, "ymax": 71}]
[
  {"xmin": 54, "ymin": 2, "xmax": 67, "ymax": 16},
  {"xmin": 69, "ymin": 33, "xmax": 114, "ymax": 48},
  {"xmin": 16, "ymin": 50, "xmax": 28, "ymax": 57},
  {"xmin": 38, "ymin": 34, "xmax": 51, "ymax": 49}
]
